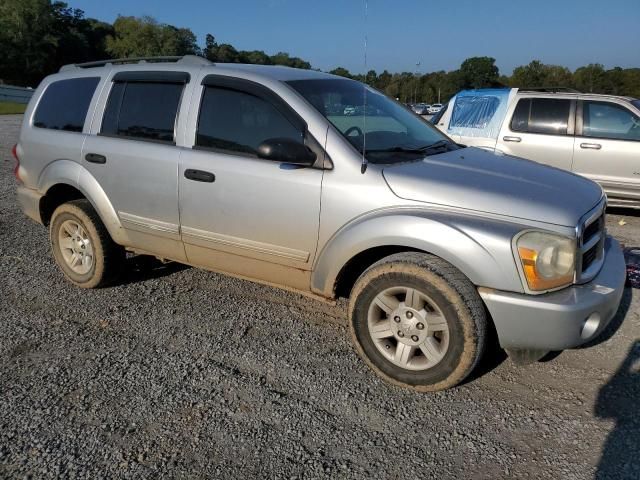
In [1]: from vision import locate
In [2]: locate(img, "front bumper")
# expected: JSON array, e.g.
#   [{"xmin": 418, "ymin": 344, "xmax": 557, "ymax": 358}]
[
  {"xmin": 479, "ymin": 236, "xmax": 626, "ymax": 350},
  {"xmin": 16, "ymin": 185, "xmax": 43, "ymax": 224}
]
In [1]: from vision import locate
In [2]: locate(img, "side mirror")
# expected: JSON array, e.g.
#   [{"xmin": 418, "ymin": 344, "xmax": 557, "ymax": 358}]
[{"xmin": 256, "ymin": 138, "xmax": 316, "ymax": 166}]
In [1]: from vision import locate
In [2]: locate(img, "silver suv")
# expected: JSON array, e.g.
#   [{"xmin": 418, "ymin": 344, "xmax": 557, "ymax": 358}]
[{"xmin": 14, "ymin": 56, "xmax": 626, "ymax": 391}]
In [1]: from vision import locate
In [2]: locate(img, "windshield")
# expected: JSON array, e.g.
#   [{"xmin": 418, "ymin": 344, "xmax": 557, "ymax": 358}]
[
  {"xmin": 287, "ymin": 78, "xmax": 457, "ymax": 164},
  {"xmin": 632, "ymin": 99, "xmax": 640, "ymax": 111}
]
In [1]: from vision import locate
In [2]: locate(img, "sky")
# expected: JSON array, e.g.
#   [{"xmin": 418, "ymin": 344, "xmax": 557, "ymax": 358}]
[{"xmin": 72, "ymin": 0, "xmax": 640, "ymax": 75}]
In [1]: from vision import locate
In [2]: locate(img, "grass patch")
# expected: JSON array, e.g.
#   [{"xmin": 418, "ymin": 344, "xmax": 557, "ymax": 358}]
[{"xmin": 0, "ymin": 101, "xmax": 27, "ymax": 115}]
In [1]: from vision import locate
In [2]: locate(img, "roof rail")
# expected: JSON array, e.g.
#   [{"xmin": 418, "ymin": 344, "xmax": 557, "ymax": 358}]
[
  {"xmin": 518, "ymin": 87, "xmax": 581, "ymax": 93},
  {"xmin": 59, "ymin": 55, "xmax": 213, "ymax": 72}
]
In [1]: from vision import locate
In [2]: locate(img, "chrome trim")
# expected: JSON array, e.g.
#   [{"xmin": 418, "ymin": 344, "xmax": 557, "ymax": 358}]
[
  {"xmin": 181, "ymin": 226, "xmax": 310, "ymax": 262},
  {"xmin": 119, "ymin": 211, "xmax": 180, "ymax": 238},
  {"xmin": 575, "ymin": 197, "xmax": 606, "ymax": 284}
]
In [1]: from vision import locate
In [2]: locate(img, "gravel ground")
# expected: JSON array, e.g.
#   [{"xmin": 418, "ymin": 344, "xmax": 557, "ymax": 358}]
[{"xmin": 1, "ymin": 114, "xmax": 639, "ymax": 479}]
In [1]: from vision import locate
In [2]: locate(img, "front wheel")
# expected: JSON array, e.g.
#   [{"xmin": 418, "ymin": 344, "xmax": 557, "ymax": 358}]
[{"xmin": 349, "ymin": 252, "xmax": 487, "ymax": 391}]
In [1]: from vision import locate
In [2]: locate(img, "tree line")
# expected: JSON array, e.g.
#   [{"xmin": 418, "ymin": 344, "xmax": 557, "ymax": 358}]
[{"xmin": 1, "ymin": 0, "xmax": 638, "ymax": 104}]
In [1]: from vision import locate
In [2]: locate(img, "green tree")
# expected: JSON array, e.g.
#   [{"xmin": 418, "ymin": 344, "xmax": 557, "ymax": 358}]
[
  {"xmin": 510, "ymin": 60, "xmax": 572, "ymax": 88},
  {"xmin": 0, "ymin": 0, "xmax": 57, "ymax": 86},
  {"xmin": 270, "ymin": 52, "xmax": 311, "ymax": 69},
  {"xmin": 459, "ymin": 56, "xmax": 500, "ymax": 89},
  {"xmin": 573, "ymin": 63, "xmax": 607, "ymax": 93},
  {"xmin": 106, "ymin": 16, "xmax": 199, "ymax": 58},
  {"xmin": 329, "ymin": 67, "xmax": 352, "ymax": 78},
  {"xmin": 241, "ymin": 50, "xmax": 272, "ymax": 65}
]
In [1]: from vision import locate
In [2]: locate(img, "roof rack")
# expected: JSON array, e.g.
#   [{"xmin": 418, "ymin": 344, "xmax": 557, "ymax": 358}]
[
  {"xmin": 59, "ymin": 55, "xmax": 213, "ymax": 72},
  {"xmin": 518, "ymin": 87, "xmax": 581, "ymax": 93}
]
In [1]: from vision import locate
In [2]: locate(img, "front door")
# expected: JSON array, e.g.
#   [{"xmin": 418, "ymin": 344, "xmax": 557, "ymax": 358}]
[
  {"xmin": 573, "ymin": 99, "xmax": 640, "ymax": 204},
  {"xmin": 178, "ymin": 76, "xmax": 323, "ymax": 291}
]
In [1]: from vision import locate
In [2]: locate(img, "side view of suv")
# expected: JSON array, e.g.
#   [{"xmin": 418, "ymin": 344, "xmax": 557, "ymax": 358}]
[
  {"xmin": 14, "ymin": 56, "xmax": 626, "ymax": 391},
  {"xmin": 434, "ymin": 87, "xmax": 640, "ymax": 208}
]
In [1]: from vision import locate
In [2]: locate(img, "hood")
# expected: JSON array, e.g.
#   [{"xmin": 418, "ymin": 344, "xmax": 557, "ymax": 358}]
[{"xmin": 382, "ymin": 147, "xmax": 602, "ymax": 227}]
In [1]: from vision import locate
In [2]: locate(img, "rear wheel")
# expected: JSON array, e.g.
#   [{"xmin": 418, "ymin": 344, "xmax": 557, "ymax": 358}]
[
  {"xmin": 349, "ymin": 252, "xmax": 487, "ymax": 391},
  {"xmin": 50, "ymin": 200, "xmax": 125, "ymax": 288}
]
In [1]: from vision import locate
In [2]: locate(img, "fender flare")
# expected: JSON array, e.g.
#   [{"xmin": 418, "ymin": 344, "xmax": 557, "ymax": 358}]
[
  {"xmin": 311, "ymin": 210, "xmax": 523, "ymax": 298},
  {"xmin": 38, "ymin": 160, "xmax": 127, "ymax": 244}
]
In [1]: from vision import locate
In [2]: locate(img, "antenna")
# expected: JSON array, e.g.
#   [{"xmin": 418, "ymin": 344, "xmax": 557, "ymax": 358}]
[{"xmin": 361, "ymin": 0, "xmax": 368, "ymax": 174}]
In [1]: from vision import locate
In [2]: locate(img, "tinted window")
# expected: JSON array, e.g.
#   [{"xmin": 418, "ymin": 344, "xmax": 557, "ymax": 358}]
[
  {"xmin": 34, "ymin": 77, "xmax": 99, "ymax": 132},
  {"xmin": 101, "ymin": 82, "xmax": 183, "ymax": 143},
  {"xmin": 583, "ymin": 101, "xmax": 640, "ymax": 141},
  {"xmin": 196, "ymin": 87, "xmax": 303, "ymax": 155},
  {"xmin": 511, "ymin": 98, "xmax": 571, "ymax": 135}
]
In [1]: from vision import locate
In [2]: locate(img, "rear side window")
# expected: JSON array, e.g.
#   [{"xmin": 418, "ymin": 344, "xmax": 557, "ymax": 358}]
[
  {"xmin": 34, "ymin": 77, "xmax": 99, "ymax": 132},
  {"xmin": 101, "ymin": 82, "xmax": 184, "ymax": 143},
  {"xmin": 196, "ymin": 86, "xmax": 303, "ymax": 155},
  {"xmin": 450, "ymin": 96, "xmax": 500, "ymax": 129},
  {"xmin": 511, "ymin": 98, "xmax": 571, "ymax": 135}
]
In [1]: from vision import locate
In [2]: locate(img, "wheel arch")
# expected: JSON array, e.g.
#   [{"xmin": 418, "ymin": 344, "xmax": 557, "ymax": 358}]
[
  {"xmin": 37, "ymin": 160, "xmax": 126, "ymax": 244},
  {"xmin": 312, "ymin": 211, "xmax": 523, "ymax": 299}
]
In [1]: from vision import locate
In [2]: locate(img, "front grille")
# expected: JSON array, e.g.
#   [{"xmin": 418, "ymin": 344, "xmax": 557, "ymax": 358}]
[
  {"xmin": 582, "ymin": 243, "xmax": 599, "ymax": 271},
  {"xmin": 577, "ymin": 203, "xmax": 606, "ymax": 282},
  {"xmin": 582, "ymin": 215, "xmax": 603, "ymax": 245}
]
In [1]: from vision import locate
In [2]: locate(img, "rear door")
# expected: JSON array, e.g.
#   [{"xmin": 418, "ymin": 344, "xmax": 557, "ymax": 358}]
[
  {"xmin": 496, "ymin": 96, "xmax": 575, "ymax": 170},
  {"xmin": 573, "ymin": 99, "xmax": 640, "ymax": 204},
  {"xmin": 83, "ymin": 71, "xmax": 191, "ymax": 261}
]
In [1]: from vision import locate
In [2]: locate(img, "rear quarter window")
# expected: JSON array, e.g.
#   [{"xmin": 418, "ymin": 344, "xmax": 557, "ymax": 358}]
[{"xmin": 33, "ymin": 77, "xmax": 100, "ymax": 132}]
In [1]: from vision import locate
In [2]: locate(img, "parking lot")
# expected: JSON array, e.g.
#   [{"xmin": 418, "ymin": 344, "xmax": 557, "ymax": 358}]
[{"xmin": 1, "ymin": 114, "xmax": 639, "ymax": 478}]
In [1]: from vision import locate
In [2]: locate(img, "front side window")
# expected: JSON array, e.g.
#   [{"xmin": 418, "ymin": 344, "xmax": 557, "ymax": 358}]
[
  {"xmin": 101, "ymin": 81, "xmax": 183, "ymax": 143},
  {"xmin": 511, "ymin": 98, "xmax": 571, "ymax": 135},
  {"xmin": 287, "ymin": 78, "xmax": 455, "ymax": 164},
  {"xmin": 583, "ymin": 101, "xmax": 640, "ymax": 141},
  {"xmin": 196, "ymin": 86, "xmax": 303, "ymax": 155},
  {"xmin": 34, "ymin": 77, "xmax": 100, "ymax": 132}
]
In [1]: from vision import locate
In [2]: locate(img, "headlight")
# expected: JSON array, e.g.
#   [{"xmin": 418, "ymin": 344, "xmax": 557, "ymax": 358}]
[{"xmin": 515, "ymin": 231, "xmax": 576, "ymax": 291}]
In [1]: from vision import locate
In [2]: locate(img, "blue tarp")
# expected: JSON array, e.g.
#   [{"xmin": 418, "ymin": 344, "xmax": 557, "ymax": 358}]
[{"xmin": 448, "ymin": 88, "xmax": 511, "ymax": 139}]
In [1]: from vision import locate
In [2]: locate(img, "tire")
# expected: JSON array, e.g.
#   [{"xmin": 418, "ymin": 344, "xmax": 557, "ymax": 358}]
[
  {"xmin": 349, "ymin": 252, "xmax": 487, "ymax": 392},
  {"xmin": 49, "ymin": 199, "xmax": 125, "ymax": 288}
]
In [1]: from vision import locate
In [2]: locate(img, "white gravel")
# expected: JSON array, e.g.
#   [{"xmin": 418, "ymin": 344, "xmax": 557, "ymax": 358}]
[{"xmin": 1, "ymin": 114, "xmax": 639, "ymax": 479}]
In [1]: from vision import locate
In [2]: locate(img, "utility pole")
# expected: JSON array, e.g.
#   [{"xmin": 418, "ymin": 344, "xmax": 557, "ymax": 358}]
[{"xmin": 414, "ymin": 61, "xmax": 421, "ymax": 104}]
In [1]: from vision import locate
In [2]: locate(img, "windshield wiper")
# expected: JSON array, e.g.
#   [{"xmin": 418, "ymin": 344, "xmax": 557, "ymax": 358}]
[
  {"xmin": 364, "ymin": 146, "xmax": 430, "ymax": 154},
  {"xmin": 420, "ymin": 139, "xmax": 452, "ymax": 151},
  {"xmin": 364, "ymin": 140, "xmax": 454, "ymax": 155}
]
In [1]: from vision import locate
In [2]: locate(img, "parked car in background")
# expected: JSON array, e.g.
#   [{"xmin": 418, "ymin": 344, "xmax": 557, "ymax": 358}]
[
  {"xmin": 343, "ymin": 105, "xmax": 357, "ymax": 115},
  {"xmin": 412, "ymin": 103, "xmax": 430, "ymax": 115},
  {"xmin": 435, "ymin": 88, "xmax": 640, "ymax": 208},
  {"xmin": 427, "ymin": 103, "xmax": 443, "ymax": 114},
  {"xmin": 14, "ymin": 57, "xmax": 625, "ymax": 392}
]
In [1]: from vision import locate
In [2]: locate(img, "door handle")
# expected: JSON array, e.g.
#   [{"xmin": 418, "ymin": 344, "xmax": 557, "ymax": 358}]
[
  {"xmin": 85, "ymin": 153, "xmax": 106, "ymax": 164},
  {"xmin": 580, "ymin": 143, "xmax": 602, "ymax": 150},
  {"xmin": 503, "ymin": 136, "xmax": 522, "ymax": 143},
  {"xmin": 184, "ymin": 169, "xmax": 215, "ymax": 183}
]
